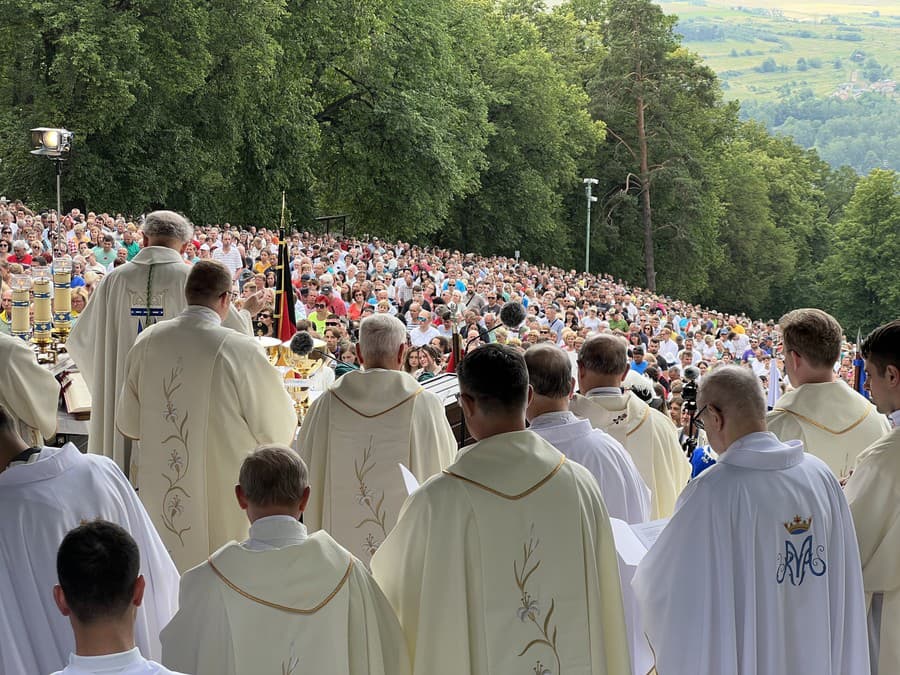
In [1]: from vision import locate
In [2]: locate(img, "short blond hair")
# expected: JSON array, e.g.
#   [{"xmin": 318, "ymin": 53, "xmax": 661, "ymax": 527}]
[{"xmin": 779, "ymin": 308, "xmax": 842, "ymax": 368}]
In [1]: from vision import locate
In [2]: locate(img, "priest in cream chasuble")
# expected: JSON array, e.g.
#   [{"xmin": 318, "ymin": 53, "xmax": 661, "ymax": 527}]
[
  {"xmin": 117, "ymin": 261, "xmax": 296, "ymax": 572},
  {"xmin": 844, "ymin": 320, "xmax": 900, "ymax": 675},
  {"xmin": 67, "ymin": 211, "xmax": 252, "ymax": 473},
  {"xmin": 297, "ymin": 314, "xmax": 456, "ymax": 565},
  {"xmin": 767, "ymin": 308, "xmax": 889, "ymax": 480},
  {"xmin": 0, "ymin": 331, "xmax": 60, "ymax": 445},
  {"xmin": 371, "ymin": 345, "xmax": 630, "ymax": 675},
  {"xmin": 570, "ymin": 334, "xmax": 690, "ymax": 518},
  {"xmin": 161, "ymin": 446, "xmax": 410, "ymax": 675}
]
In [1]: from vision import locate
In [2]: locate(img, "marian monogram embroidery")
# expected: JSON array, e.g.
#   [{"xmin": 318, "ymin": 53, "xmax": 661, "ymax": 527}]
[
  {"xmin": 776, "ymin": 515, "xmax": 826, "ymax": 586},
  {"xmin": 611, "ymin": 413, "xmax": 627, "ymax": 425},
  {"xmin": 514, "ymin": 525, "xmax": 561, "ymax": 674},
  {"xmin": 160, "ymin": 362, "xmax": 192, "ymax": 545}
]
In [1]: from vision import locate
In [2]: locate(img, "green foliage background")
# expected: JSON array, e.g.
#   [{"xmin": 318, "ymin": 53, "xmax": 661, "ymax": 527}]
[{"xmin": 0, "ymin": 0, "xmax": 897, "ymax": 334}]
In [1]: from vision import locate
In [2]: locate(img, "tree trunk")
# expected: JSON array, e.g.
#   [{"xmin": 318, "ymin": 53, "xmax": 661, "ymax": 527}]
[{"xmin": 636, "ymin": 94, "xmax": 656, "ymax": 291}]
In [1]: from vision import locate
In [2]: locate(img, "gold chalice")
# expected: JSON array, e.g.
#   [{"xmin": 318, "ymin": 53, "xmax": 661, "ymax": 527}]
[
  {"xmin": 256, "ymin": 336, "xmax": 284, "ymax": 366},
  {"xmin": 280, "ymin": 337, "xmax": 326, "ymax": 421}
]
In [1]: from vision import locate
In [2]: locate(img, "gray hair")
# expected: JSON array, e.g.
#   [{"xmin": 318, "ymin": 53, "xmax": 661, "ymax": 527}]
[
  {"xmin": 359, "ymin": 314, "xmax": 406, "ymax": 363},
  {"xmin": 698, "ymin": 365, "xmax": 766, "ymax": 422},
  {"xmin": 239, "ymin": 445, "xmax": 308, "ymax": 507},
  {"xmin": 140, "ymin": 210, "xmax": 193, "ymax": 244},
  {"xmin": 524, "ymin": 343, "xmax": 573, "ymax": 399},
  {"xmin": 11, "ymin": 239, "xmax": 29, "ymax": 252}
]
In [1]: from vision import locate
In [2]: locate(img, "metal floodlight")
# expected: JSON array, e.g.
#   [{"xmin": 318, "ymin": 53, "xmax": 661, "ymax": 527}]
[
  {"xmin": 583, "ymin": 177, "xmax": 599, "ymax": 186},
  {"xmin": 30, "ymin": 127, "xmax": 73, "ymax": 157}
]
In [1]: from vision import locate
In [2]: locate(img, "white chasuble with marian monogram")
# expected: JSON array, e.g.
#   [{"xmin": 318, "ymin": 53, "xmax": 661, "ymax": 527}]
[{"xmin": 633, "ymin": 432, "xmax": 870, "ymax": 675}]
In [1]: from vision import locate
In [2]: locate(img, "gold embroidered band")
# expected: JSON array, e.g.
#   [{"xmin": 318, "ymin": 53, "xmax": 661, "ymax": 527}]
[
  {"xmin": 772, "ymin": 405, "xmax": 874, "ymax": 435},
  {"xmin": 442, "ymin": 455, "xmax": 566, "ymax": 500},
  {"xmin": 332, "ymin": 388, "xmax": 423, "ymax": 418},
  {"xmin": 207, "ymin": 557, "xmax": 353, "ymax": 614}
]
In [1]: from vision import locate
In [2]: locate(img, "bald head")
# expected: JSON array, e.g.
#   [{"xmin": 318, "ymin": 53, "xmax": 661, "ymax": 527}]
[
  {"xmin": 525, "ymin": 344, "xmax": 573, "ymax": 399},
  {"xmin": 698, "ymin": 366, "xmax": 766, "ymax": 424},
  {"xmin": 578, "ymin": 334, "xmax": 628, "ymax": 376}
]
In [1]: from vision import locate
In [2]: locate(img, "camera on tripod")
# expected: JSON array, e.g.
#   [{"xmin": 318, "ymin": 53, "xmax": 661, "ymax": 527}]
[{"xmin": 680, "ymin": 365, "xmax": 701, "ymax": 457}]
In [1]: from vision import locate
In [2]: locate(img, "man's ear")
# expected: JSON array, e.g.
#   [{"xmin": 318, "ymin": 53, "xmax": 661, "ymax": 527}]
[
  {"xmin": 132, "ymin": 575, "xmax": 146, "ymax": 608},
  {"xmin": 53, "ymin": 585, "xmax": 71, "ymax": 617},
  {"xmin": 568, "ymin": 377, "xmax": 576, "ymax": 400},
  {"xmin": 235, "ymin": 484, "xmax": 249, "ymax": 511},
  {"xmin": 299, "ymin": 486, "xmax": 311, "ymax": 513}
]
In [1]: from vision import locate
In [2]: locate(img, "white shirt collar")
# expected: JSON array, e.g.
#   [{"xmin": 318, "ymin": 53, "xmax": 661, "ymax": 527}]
[
  {"xmin": 68, "ymin": 647, "xmax": 143, "ymax": 672},
  {"xmin": 243, "ymin": 515, "xmax": 308, "ymax": 552},
  {"xmin": 529, "ymin": 410, "xmax": 580, "ymax": 430},
  {"xmin": 585, "ymin": 386, "xmax": 622, "ymax": 397},
  {"xmin": 182, "ymin": 305, "xmax": 222, "ymax": 325},
  {"xmin": 890, "ymin": 410, "xmax": 900, "ymax": 428}
]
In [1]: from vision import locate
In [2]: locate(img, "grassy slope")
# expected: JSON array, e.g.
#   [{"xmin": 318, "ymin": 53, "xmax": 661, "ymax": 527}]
[{"xmin": 658, "ymin": 0, "xmax": 900, "ymax": 102}]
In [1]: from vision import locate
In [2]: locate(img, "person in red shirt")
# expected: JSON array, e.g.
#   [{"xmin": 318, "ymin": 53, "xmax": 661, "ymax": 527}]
[{"xmin": 7, "ymin": 241, "xmax": 32, "ymax": 266}]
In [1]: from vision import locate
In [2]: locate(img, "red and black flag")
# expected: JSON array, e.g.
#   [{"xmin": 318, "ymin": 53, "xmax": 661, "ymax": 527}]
[{"xmin": 274, "ymin": 228, "xmax": 296, "ymax": 342}]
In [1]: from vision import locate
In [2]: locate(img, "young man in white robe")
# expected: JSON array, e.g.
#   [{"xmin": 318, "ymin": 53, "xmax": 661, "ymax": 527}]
[
  {"xmin": 297, "ymin": 313, "xmax": 456, "ymax": 566},
  {"xmin": 51, "ymin": 521, "xmax": 187, "ymax": 675},
  {"xmin": 633, "ymin": 366, "xmax": 870, "ymax": 675},
  {"xmin": 845, "ymin": 319, "xmax": 900, "ymax": 675},
  {"xmin": 524, "ymin": 344, "xmax": 651, "ymax": 675},
  {"xmin": 161, "ymin": 445, "xmax": 410, "ymax": 675},
  {"xmin": 371, "ymin": 344, "xmax": 631, "ymax": 675},
  {"xmin": 117, "ymin": 260, "xmax": 296, "ymax": 573},
  {"xmin": 0, "ymin": 329, "xmax": 60, "ymax": 445},
  {"xmin": 67, "ymin": 210, "xmax": 259, "ymax": 474},
  {"xmin": 767, "ymin": 308, "xmax": 889, "ymax": 480},
  {"xmin": 0, "ymin": 404, "xmax": 179, "ymax": 675},
  {"xmin": 570, "ymin": 333, "xmax": 690, "ymax": 518}
]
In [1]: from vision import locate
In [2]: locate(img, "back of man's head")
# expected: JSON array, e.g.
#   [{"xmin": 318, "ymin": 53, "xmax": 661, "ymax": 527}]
[
  {"xmin": 140, "ymin": 210, "xmax": 192, "ymax": 246},
  {"xmin": 358, "ymin": 314, "xmax": 406, "ymax": 366},
  {"xmin": 779, "ymin": 308, "xmax": 842, "ymax": 369},
  {"xmin": 56, "ymin": 521, "xmax": 140, "ymax": 624},
  {"xmin": 578, "ymin": 334, "xmax": 628, "ymax": 376},
  {"xmin": 698, "ymin": 365, "xmax": 766, "ymax": 424},
  {"xmin": 185, "ymin": 260, "xmax": 232, "ymax": 306},
  {"xmin": 239, "ymin": 445, "xmax": 308, "ymax": 508},
  {"xmin": 458, "ymin": 343, "xmax": 529, "ymax": 414},
  {"xmin": 861, "ymin": 319, "xmax": 900, "ymax": 377},
  {"xmin": 524, "ymin": 343, "xmax": 572, "ymax": 399}
]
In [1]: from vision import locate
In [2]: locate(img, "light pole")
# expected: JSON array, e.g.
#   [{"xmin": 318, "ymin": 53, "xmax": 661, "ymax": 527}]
[
  {"xmin": 583, "ymin": 178, "xmax": 598, "ymax": 274},
  {"xmin": 30, "ymin": 127, "xmax": 73, "ymax": 243}
]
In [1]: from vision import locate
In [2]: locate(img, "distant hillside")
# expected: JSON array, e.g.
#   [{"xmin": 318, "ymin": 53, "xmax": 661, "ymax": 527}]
[
  {"xmin": 659, "ymin": 0, "xmax": 899, "ymax": 102},
  {"xmin": 656, "ymin": 0, "xmax": 899, "ymax": 172}
]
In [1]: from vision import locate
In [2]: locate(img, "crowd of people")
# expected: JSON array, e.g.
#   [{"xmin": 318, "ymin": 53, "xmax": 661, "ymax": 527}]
[{"xmin": 0, "ymin": 199, "xmax": 898, "ymax": 675}]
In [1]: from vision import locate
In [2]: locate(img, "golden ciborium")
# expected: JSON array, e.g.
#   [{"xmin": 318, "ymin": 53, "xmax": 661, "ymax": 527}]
[
  {"xmin": 255, "ymin": 336, "xmax": 284, "ymax": 366},
  {"xmin": 280, "ymin": 337, "xmax": 326, "ymax": 422}
]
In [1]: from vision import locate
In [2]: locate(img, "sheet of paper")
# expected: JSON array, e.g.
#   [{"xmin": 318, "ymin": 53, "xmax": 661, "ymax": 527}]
[
  {"xmin": 610, "ymin": 517, "xmax": 648, "ymax": 567},
  {"xmin": 631, "ymin": 518, "xmax": 670, "ymax": 551},
  {"xmin": 398, "ymin": 463, "xmax": 420, "ymax": 495}
]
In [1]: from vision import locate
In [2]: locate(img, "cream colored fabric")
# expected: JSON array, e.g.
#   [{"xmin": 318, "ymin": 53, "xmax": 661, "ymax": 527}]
[
  {"xmin": 67, "ymin": 246, "xmax": 250, "ymax": 471},
  {"xmin": 570, "ymin": 391, "xmax": 690, "ymax": 518},
  {"xmin": 116, "ymin": 307, "xmax": 296, "ymax": 572},
  {"xmin": 767, "ymin": 381, "xmax": 890, "ymax": 480},
  {"xmin": 297, "ymin": 368, "xmax": 456, "ymax": 566},
  {"xmin": 0, "ymin": 332, "xmax": 60, "ymax": 445},
  {"xmin": 160, "ymin": 528, "xmax": 409, "ymax": 675},
  {"xmin": 845, "ymin": 427, "xmax": 900, "ymax": 675},
  {"xmin": 371, "ymin": 430, "xmax": 631, "ymax": 675}
]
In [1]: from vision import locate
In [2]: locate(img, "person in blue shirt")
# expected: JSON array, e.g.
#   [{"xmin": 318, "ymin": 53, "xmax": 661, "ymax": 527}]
[{"xmin": 629, "ymin": 345, "xmax": 649, "ymax": 375}]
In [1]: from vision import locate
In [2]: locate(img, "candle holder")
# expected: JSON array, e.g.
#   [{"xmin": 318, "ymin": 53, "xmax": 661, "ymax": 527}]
[
  {"xmin": 31, "ymin": 268, "xmax": 56, "ymax": 363},
  {"xmin": 52, "ymin": 255, "xmax": 73, "ymax": 346},
  {"xmin": 10, "ymin": 274, "xmax": 32, "ymax": 342}
]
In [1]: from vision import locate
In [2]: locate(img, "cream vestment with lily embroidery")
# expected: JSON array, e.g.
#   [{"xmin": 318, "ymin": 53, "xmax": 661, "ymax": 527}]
[{"xmin": 297, "ymin": 368, "xmax": 456, "ymax": 566}]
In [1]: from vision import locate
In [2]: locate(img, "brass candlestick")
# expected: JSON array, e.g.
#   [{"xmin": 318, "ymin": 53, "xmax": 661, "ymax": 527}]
[
  {"xmin": 10, "ymin": 274, "xmax": 32, "ymax": 342},
  {"xmin": 31, "ymin": 268, "xmax": 56, "ymax": 364},
  {"xmin": 52, "ymin": 255, "xmax": 73, "ymax": 346}
]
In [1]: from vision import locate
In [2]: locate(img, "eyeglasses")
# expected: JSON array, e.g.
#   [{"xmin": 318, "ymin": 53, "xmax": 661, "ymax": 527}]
[
  {"xmin": 259, "ymin": 313, "xmax": 272, "ymax": 319},
  {"xmin": 692, "ymin": 404, "xmax": 708, "ymax": 430},
  {"xmin": 316, "ymin": 303, "xmax": 326, "ymax": 309},
  {"xmin": 416, "ymin": 317, "xmax": 428, "ymax": 322}
]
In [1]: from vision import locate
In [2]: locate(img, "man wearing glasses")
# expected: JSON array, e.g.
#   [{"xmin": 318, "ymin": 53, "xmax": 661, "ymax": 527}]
[
  {"xmin": 410, "ymin": 310, "xmax": 440, "ymax": 347},
  {"xmin": 117, "ymin": 260, "xmax": 296, "ymax": 573},
  {"xmin": 633, "ymin": 365, "xmax": 869, "ymax": 674}
]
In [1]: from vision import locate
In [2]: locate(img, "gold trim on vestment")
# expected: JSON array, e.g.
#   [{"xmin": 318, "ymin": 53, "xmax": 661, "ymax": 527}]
[
  {"xmin": 772, "ymin": 404, "xmax": 874, "ymax": 435},
  {"xmin": 207, "ymin": 557, "xmax": 353, "ymax": 614},
  {"xmin": 626, "ymin": 405, "xmax": 650, "ymax": 437},
  {"xmin": 332, "ymin": 388, "xmax": 423, "ymax": 418},
  {"xmin": 442, "ymin": 455, "xmax": 566, "ymax": 500}
]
